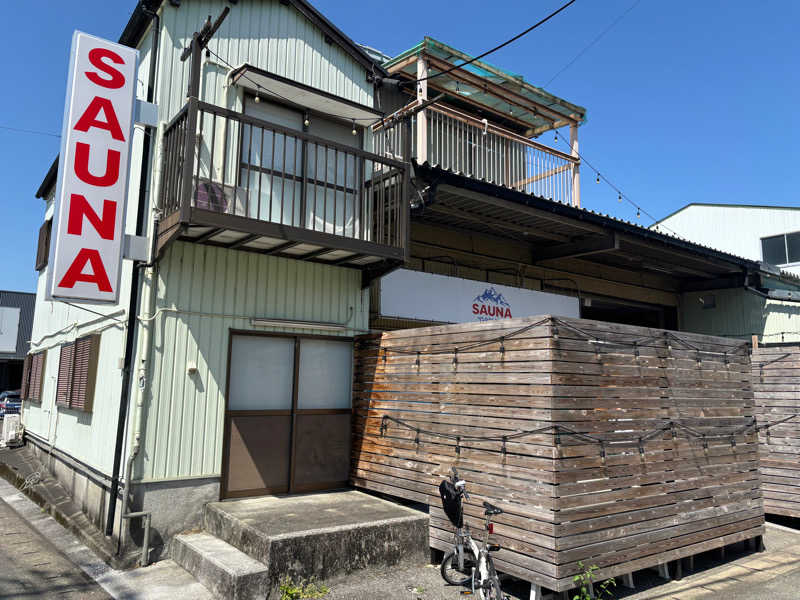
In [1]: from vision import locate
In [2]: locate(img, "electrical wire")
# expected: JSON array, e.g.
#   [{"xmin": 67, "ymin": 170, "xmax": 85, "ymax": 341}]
[
  {"xmin": 0, "ymin": 125, "xmax": 60, "ymax": 138},
  {"xmin": 553, "ymin": 129, "xmax": 683, "ymax": 238},
  {"xmin": 544, "ymin": 0, "xmax": 642, "ymax": 87},
  {"xmin": 406, "ymin": 0, "xmax": 578, "ymax": 86},
  {"xmin": 205, "ymin": 46, "xmax": 385, "ymax": 124}
]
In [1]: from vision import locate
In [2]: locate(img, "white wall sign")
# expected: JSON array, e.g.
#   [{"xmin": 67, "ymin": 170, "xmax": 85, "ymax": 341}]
[
  {"xmin": 47, "ymin": 31, "xmax": 139, "ymax": 304},
  {"xmin": 0, "ymin": 307, "xmax": 21, "ymax": 353},
  {"xmin": 380, "ymin": 270, "xmax": 580, "ymax": 323}
]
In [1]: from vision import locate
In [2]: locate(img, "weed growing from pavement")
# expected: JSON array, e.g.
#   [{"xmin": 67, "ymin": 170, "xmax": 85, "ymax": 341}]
[
  {"xmin": 278, "ymin": 576, "xmax": 330, "ymax": 599},
  {"xmin": 572, "ymin": 562, "xmax": 616, "ymax": 600}
]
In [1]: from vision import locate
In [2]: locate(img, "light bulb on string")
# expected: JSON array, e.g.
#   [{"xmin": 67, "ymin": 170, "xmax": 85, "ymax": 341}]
[
  {"xmin": 596, "ymin": 172, "xmax": 600, "ymax": 184},
  {"xmin": 303, "ymin": 116, "xmax": 310, "ymax": 127},
  {"xmin": 617, "ymin": 193, "xmax": 622, "ymax": 203},
  {"xmin": 254, "ymin": 88, "xmax": 261, "ymax": 103},
  {"xmin": 636, "ymin": 207, "xmax": 641, "ymax": 219},
  {"xmin": 351, "ymin": 119, "xmax": 357, "ymax": 136}
]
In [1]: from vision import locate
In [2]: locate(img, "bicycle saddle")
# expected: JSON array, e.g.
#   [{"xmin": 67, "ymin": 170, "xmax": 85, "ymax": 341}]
[{"xmin": 483, "ymin": 501, "xmax": 503, "ymax": 516}]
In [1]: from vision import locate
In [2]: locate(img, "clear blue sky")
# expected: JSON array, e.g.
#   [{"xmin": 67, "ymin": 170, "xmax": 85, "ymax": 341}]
[{"xmin": 2, "ymin": 0, "xmax": 798, "ymax": 293}]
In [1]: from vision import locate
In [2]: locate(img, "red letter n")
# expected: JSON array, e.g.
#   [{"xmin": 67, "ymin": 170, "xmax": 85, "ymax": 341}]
[{"xmin": 67, "ymin": 194, "xmax": 117, "ymax": 240}]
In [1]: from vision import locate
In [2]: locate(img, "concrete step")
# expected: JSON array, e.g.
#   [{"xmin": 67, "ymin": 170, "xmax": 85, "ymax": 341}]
[
  {"xmin": 171, "ymin": 532, "xmax": 270, "ymax": 600},
  {"xmin": 203, "ymin": 491, "xmax": 429, "ymax": 590}
]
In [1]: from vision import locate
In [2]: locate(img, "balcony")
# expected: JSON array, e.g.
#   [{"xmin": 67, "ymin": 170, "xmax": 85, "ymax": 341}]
[
  {"xmin": 374, "ymin": 102, "xmax": 580, "ymax": 206},
  {"xmin": 156, "ymin": 99, "xmax": 409, "ymax": 283}
]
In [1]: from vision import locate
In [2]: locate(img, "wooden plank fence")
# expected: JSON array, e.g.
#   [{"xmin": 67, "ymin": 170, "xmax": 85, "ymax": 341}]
[
  {"xmin": 351, "ymin": 315, "xmax": 764, "ymax": 592},
  {"xmin": 752, "ymin": 345, "xmax": 800, "ymax": 518}
]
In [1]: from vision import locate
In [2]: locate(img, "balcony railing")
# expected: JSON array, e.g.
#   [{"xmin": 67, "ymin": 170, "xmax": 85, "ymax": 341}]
[
  {"xmin": 160, "ymin": 100, "xmax": 408, "ymax": 258},
  {"xmin": 374, "ymin": 103, "xmax": 579, "ymax": 206}
]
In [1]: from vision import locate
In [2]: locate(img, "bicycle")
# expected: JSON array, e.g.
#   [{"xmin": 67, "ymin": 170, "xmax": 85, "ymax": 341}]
[{"xmin": 438, "ymin": 468, "xmax": 505, "ymax": 600}]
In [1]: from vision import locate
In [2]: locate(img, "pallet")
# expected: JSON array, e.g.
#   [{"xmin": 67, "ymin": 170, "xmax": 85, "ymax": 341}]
[{"xmin": 350, "ymin": 315, "xmax": 765, "ymax": 592}]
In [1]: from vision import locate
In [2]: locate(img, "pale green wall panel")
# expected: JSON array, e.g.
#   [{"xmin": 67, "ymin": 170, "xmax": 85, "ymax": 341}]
[
  {"xmin": 681, "ymin": 288, "xmax": 800, "ymax": 343},
  {"xmin": 136, "ymin": 242, "xmax": 368, "ymax": 481}
]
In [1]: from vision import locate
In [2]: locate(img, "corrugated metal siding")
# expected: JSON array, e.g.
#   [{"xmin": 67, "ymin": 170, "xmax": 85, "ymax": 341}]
[
  {"xmin": 0, "ymin": 291, "xmax": 36, "ymax": 360},
  {"xmin": 658, "ymin": 205, "xmax": 800, "ymax": 264},
  {"xmin": 21, "ymin": 32, "xmax": 155, "ymax": 474},
  {"xmin": 156, "ymin": 0, "xmax": 374, "ymax": 124},
  {"xmin": 138, "ymin": 241, "xmax": 368, "ymax": 481},
  {"xmin": 681, "ymin": 288, "xmax": 800, "ymax": 344}
]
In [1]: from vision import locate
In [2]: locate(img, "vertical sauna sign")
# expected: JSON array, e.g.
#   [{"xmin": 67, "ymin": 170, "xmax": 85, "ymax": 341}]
[{"xmin": 47, "ymin": 31, "xmax": 138, "ymax": 304}]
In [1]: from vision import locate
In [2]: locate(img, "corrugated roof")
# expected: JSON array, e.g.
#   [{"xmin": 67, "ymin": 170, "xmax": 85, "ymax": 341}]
[{"xmin": 0, "ymin": 291, "xmax": 36, "ymax": 360}]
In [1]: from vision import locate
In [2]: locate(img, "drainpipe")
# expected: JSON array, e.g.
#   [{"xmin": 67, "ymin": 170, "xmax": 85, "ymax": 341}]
[{"xmin": 106, "ymin": 4, "xmax": 160, "ymax": 539}]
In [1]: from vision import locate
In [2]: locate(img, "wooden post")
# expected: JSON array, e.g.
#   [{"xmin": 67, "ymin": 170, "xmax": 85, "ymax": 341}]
[
  {"xmin": 570, "ymin": 123, "xmax": 580, "ymax": 208},
  {"xmin": 752, "ymin": 334, "xmax": 759, "ymax": 350},
  {"xmin": 622, "ymin": 573, "xmax": 635, "ymax": 589},
  {"xmin": 416, "ymin": 56, "xmax": 428, "ymax": 164}
]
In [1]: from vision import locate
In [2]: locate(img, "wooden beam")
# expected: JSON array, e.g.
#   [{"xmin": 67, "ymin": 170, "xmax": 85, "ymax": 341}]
[
  {"xmin": 512, "ymin": 164, "xmax": 571, "ymax": 188},
  {"xmin": 425, "ymin": 55, "xmax": 578, "ymax": 125},
  {"xmin": 570, "ymin": 123, "xmax": 580, "ymax": 208},
  {"xmin": 424, "ymin": 203, "xmax": 571, "ymax": 243},
  {"xmin": 534, "ymin": 234, "xmax": 619, "ymax": 263}
]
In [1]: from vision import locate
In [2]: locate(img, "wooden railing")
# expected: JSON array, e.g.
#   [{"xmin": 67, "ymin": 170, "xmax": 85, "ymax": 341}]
[
  {"xmin": 374, "ymin": 102, "xmax": 579, "ymax": 206},
  {"xmin": 160, "ymin": 100, "xmax": 408, "ymax": 251}
]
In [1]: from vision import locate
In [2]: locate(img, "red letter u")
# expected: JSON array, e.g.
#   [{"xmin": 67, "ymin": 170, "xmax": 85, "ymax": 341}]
[{"xmin": 74, "ymin": 142, "xmax": 120, "ymax": 187}]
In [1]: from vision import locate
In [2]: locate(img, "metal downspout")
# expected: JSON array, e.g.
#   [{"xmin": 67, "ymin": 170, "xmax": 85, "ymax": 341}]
[{"xmin": 105, "ymin": 4, "xmax": 160, "ymax": 543}]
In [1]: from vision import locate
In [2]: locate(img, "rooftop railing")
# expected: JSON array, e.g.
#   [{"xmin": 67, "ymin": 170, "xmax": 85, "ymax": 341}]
[{"xmin": 374, "ymin": 102, "xmax": 580, "ymax": 206}]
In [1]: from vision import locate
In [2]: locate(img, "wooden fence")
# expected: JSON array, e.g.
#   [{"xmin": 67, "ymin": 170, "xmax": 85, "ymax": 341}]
[
  {"xmin": 752, "ymin": 345, "xmax": 800, "ymax": 518},
  {"xmin": 351, "ymin": 315, "xmax": 764, "ymax": 592}
]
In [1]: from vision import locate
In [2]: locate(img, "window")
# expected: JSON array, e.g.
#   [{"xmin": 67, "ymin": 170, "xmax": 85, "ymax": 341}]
[
  {"xmin": 20, "ymin": 351, "xmax": 47, "ymax": 402},
  {"xmin": 35, "ymin": 219, "xmax": 52, "ymax": 271},
  {"xmin": 761, "ymin": 232, "xmax": 800, "ymax": 266},
  {"xmin": 55, "ymin": 334, "xmax": 100, "ymax": 412}
]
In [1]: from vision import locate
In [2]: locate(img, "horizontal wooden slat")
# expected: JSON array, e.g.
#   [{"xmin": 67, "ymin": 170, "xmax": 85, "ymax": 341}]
[{"xmin": 352, "ymin": 315, "xmax": 764, "ymax": 591}]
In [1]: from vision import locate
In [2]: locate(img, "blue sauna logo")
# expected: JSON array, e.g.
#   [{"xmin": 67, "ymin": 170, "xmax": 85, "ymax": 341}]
[{"xmin": 472, "ymin": 287, "xmax": 512, "ymax": 320}]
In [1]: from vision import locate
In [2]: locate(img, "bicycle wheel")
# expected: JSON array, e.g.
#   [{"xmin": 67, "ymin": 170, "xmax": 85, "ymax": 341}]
[
  {"xmin": 440, "ymin": 549, "xmax": 477, "ymax": 586},
  {"xmin": 478, "ymin": 577, "xmax": 503, "ymax": 600}
]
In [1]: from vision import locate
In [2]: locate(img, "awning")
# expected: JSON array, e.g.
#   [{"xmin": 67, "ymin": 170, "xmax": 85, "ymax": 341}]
[{"xmin": 228, "ymin": 64, "xmax": 382, "ymax": 122}]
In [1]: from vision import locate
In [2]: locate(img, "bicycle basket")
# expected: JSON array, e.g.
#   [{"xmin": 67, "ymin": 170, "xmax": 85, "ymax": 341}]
[{"xmin": 439, "ymin": 480, "xmax": 463, "ymax": 528}]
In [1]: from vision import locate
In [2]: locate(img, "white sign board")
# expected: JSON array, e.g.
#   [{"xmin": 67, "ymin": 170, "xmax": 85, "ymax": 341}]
[
  {"xmin": 380, "ymin": 269, "xmax": 580, "ymax": 323},
  {"xmin": 0, "ymin": 307, "xmax": 20, "ymax": 353},
  {"xmin": 47, "ymin": 31, "xmax": 139, "ymax": 303}
]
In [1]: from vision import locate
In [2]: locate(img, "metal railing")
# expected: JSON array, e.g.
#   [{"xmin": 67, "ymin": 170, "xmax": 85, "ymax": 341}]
[
  {"xmin": 374, "ymin": 102, "xmax": 579, "ymax": 206},
  {"xmin": 160, "ymin": 100, "xmax": 408, "ymax": 250}
]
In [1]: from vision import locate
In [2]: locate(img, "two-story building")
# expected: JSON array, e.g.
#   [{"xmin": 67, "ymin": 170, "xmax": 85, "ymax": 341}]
[{"xmin": 21, "ymin": 0, "xmax": 800, "ymax": 571}]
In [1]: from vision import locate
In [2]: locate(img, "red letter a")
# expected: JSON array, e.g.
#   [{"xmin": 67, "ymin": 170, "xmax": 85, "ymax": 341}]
[
  {"xmin": 74, "ymin": 96, "xmax": 125, "ymax": 141},
  {"xmin": 74, "ymin": 142, "xmax": 120, "ymax": 187},
  {"xmin": 67, "ymin": 194, "xmax": 117, "ymax": 240},
  {"xmin": 58, "ymin": 249, "xmax": 113, "ymax": 292}
]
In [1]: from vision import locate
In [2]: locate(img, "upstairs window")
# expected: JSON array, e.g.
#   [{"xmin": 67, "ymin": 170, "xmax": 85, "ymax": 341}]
[
  {"xmin": 55, "ymin": 334, "xmax": 100, "ymax": 412},
  {"xmin": 761, "ymin": 232, "xmax": 800, "ymax": 266}
]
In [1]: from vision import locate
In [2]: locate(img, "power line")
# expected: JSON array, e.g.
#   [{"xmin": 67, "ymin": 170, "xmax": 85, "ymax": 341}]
[
  {"xmin": 0, "ymin": 125, "xmax": 60, "ymax": 138},
  {"xmin": 544, "ymin": 0, "xmax": 642, "ymax": 87},
  {"xmin": 408, "ymin": 0, "xmax": 578, "ymax": 86}
]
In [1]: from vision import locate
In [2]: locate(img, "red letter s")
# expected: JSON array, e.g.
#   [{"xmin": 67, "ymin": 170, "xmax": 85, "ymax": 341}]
[
  {"xmin": 86, "ymin": 47, "xmax": 126, "ymax": 89},
  {"xmin": 472, "ymin": 303, "xmax": 479, "ymax": 314}
]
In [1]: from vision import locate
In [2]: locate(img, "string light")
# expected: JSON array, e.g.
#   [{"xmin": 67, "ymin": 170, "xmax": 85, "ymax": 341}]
[
  {"xmin": 303, "ymin": 116, "xmax": 310, "ymax": 127},
  {"xmin": 636, "ymin": 207, "xmax": 641, "ymax": 219},
  {"xmin": 254, "ymin": 87, "xmax": 261, "ymax": 103},
  {"xmin": 596, "ymin": 172, "xmax": 600, "ymax": 184},
  {"xmin": 351, "ymin": 119, "xmax": 357, "ymax": 136},
  {"xmin": 618, "ymin": 192, "xmax": 622, "ymax": 202}
]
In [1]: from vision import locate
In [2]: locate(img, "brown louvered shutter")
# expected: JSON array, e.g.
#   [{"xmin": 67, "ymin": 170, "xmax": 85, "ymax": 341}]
[
  {"xmin": 70, "ymin": 335, "xmax": 100, "ymax": 412},
  {"xmin": 20, "ymin": 355, "xmax": 32, "ymax": 399},
  {"xmin": 35, "ymin": 219, "xmax": 52, "ymax": 271},
  {"xmin": 28, "ymin": 351, "xmax": 46, "ymax": 402},
  {"xmin": 56, "ymin": 343, "xmax": 75, "ymax": 407}
]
